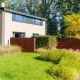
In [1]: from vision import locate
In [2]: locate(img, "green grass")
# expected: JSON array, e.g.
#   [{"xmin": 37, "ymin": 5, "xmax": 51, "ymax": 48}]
[{"xmin": 0, "ymin": 53, "xmax": 54, "ymax": 80}]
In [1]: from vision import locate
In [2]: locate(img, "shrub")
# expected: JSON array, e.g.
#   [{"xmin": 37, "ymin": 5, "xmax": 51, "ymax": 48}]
[
  {"xmin": 59, "ymin": 57, "xmax": 80, "ymax": 73},
  {"xmin": 51, "ymin": 65, "xmax": 79, "ymax": 80},
  {"xmin": 40, "ymin": 50, "xmax": 50, "ymax": 60},
  {"xmin": 75, "ymin": 34, "xmax": 80, "ymax": 39},
  {"xmin": 32, "ymin": 36, "xmax": 49, "ymax": 48},
  {"xmin": 40, "ymin": 50, "xmax": 64, "ymax": 63},
  {"xmin": 48, "ymin": 36, "xmax": 57, "ymax": 48},
  {"xmin": 40, "ymin": 49, "xmax": 69, "ymax": 63},
  {"xmin": 40, "ymin": 49, "xmax": 80, "ymax": 63},
  {"xmin": 35, "ymin": 48, "xmax": 47, "ymax": 53},
  {"xmin": 32, "ymin": 35, "xmax": 57, "ymax": 49},
  {"xmin": 40, "ymin": 49, "xmax": 80, "ymax": 80},
  {"xmin": 0, "ymin": 45, "xmax": 21, "ymax": 57}
]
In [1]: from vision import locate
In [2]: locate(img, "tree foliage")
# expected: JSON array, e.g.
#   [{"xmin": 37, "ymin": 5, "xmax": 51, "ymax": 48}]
[
  {"xmin": 47, "ymin": 17, "xmax": 57, "ymax": 35},
  {"xmin": 63, "ymin": 13, "xmax": 80, "ymax": 38},
  {"xmin": 0, "ymin": 0, "xmax": 5, "ymax": 2},
  {"xmin": 58, "ymin": 0, "xmax": 80, "ymax": 15},
  {"xmin": 24, "ymin": 0, "xmax": 39, "ymax": 15},
  {"xmin": 37, "ymin": 0, "xmax": 54, "ymax": 18}
]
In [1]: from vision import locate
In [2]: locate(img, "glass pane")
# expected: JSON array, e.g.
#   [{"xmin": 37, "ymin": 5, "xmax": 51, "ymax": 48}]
[
  {"xmin": 23, "ymin": 16, "xmax": 27, "ymax": 22},
  {"xmin": 40, "ymin": 21, "xmax": 43, "ymax": 25},
  {"xmin": 26, "ymin": 17, "xmax": 34, "ymax": 24},
  {"xmin": 21, "ymin": 33, "xmax": 25, "ymax": 38},
  {"xmin": 13, "ymin": 32, "xmax": 25, "ymax": 38},
  {"xmin": 12, "ymin": 14, "xmax": 15, "ymax": 20},
  {"xmin": 15, "ymin": 14, "xmax": 23, "ymax": 22},
  {"xmin": 33, "ymin": 33, "xmax": 39, "ymax": 36},
  {"xmin": 35, "ymin": 19, "xmax": 41, "ymax": 25}
]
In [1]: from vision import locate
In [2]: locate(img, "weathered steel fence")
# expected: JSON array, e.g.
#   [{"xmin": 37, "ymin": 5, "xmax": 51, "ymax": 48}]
[
  {"xmin": 57, "ymin": 38, "xmax": 80, "ymax": 50},
  {"xmin": 10, "ymin": 38, "xmax": 36, "ymax": 52}
]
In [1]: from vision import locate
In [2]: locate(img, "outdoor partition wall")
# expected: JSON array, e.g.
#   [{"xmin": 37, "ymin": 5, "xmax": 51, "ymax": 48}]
[
  {"xmin": 57, "ymin": 38, "xmax": 80, "ymax": 50},
  {"xmin": 10, "ymin": 38, "xmax": 36, "ymax": 52}
]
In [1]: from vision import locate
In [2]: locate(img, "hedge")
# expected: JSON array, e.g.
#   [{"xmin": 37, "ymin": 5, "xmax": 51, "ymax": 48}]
[
  {"xmin": 32, "ymin": 36, "xmax": 49, "ymax": 48},
  {"xmin": 32, "ymin": 36, "xmax": 57, "ymax": 49}
]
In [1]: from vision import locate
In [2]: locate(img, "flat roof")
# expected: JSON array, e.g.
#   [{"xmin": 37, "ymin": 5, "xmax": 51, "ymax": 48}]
[{"xmin": 0, "ymin": 7, "xmax": 47, "ymax": 21}]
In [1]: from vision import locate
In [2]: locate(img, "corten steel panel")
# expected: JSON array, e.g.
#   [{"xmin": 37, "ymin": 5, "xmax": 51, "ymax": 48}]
[
  {"xmin": 10, "ymin": 38, "xmax": 36, "ymax": 52},
  {"xmin": 57, "ymin": 38, "xmax": 80, "ymax": 50}
]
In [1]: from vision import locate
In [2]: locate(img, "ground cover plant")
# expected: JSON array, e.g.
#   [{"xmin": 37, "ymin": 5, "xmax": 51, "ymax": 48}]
[
  {"xmin": 0, "ymin": 45, "xmax": 21, "ymax": 57},
  {"xmin": 0, "ymin": 53, "xmax": 54, "ymax": 80},
  {"xmin": 40, "ymin": 49, "xmax": 80, "ymax": 80}
]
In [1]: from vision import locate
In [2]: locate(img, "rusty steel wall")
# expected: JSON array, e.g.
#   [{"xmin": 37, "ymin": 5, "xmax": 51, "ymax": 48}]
[
  {"xmin": 10, "ymin": 38, "xmax": 36, "ymax": 52},
  {"xmin": 57, "ymin": 38, "xmax": 80, "ymax": 50}
]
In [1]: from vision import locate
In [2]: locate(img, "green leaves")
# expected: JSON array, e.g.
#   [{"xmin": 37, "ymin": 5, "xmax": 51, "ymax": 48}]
[
  {"xmin": 63, "ymin": 13, "xmax": 80, "ymax": 38},
  {"xmin": 59, "ymin": 0, "xmax": 80, "ymax": 15}
]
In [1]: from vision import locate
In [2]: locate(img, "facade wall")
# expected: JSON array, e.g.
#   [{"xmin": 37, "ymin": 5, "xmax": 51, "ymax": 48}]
[
  {"xmin": 0, "ymin": 10, "xmax": 2, "ymax": 45},
  {"xmin": 4, "ymin": 12, "xmax": 46, "ymax": 45}
]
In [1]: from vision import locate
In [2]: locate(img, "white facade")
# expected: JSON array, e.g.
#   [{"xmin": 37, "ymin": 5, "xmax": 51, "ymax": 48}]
[{"xmin": 1, "ymin": 10, "xmax": 46, "ymax": 45}]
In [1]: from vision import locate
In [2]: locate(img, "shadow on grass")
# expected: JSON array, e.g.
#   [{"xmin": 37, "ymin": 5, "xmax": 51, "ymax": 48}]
[
  {"xmin": 34, "ymin": 56, "xmax": 42, "ymax": 60},
  {"xmin": 34, "ymin": 56, "xmax": 60, "ymax": 64},
  {"xmin": 34, "ymin": 56, "xmax": 52, "ymax": 62},
  {"xmin": 45, "ymin": 69, "xmax": 51, "ymax": 75}
]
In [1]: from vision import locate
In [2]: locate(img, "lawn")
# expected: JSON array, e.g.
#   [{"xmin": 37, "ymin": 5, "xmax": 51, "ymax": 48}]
[{"xmin": 0, "ymin": 53, "xmax": 54, "ymax": 80}]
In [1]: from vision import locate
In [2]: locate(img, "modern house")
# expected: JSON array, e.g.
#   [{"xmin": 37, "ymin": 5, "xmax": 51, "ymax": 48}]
[{"xmin": 0, "ymin": 3, "xmax": 46, "ymax": 45}]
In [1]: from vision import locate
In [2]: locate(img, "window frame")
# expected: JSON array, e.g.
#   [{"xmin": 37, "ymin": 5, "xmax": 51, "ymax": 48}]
[
  {"xmin": 13, "ymin": 32, "xmax": 25, "ymax": 38},
  {"xmin": 32, "ymin": 33, "xmax": 39, "ymax": 36},
  {"xmin": 12, "ymin": 13, "xmax": 43, "ymax": 26}
]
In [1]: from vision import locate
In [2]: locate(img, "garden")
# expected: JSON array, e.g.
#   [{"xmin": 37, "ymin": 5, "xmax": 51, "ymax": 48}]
[
  {"xmin": 0, "ymin": 0, "xmax": 80, "ymax": 80},
  {"xmin": 0, "ymin": 34, "xmax": 80, "ymax": 80},
  {"xmin": 0, "ymin": 13, "xmax": 80, "ymax": 80}
]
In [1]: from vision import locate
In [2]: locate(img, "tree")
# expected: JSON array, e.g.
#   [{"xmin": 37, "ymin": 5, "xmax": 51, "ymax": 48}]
[
  {"xmin": 36, "ymin": 0, "xmax": 59, "ymax": 35},
  {"xmin": 37, "ymin": 0, "xmax": 54, "ymax": 18},
  {"xmin": 56, "ymin": 0, "xmax": 80, "ymax": 37},
  {"xmin": 47, "ymin": 17, "xmax": 58, "ymax": 35},
  {"xmin": 24, "ymin": 0, "xmax": 39, "ymax": 15},
  {"xmin": 63, "ymin": 13, "xmax": 80, "ymax": 38},
  {"xmin": 58, "ymin": 0, "xmax": 80, "ymax": 15},
  {"xmin": 0, "ymin": 0, "xmax": 5, "ymax": 2}
]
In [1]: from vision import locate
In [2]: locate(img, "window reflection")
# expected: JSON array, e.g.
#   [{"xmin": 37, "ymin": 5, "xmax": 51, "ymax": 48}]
[{"xmin": 12, "ymin": 14, "xmax": 43, "ymax": 26}]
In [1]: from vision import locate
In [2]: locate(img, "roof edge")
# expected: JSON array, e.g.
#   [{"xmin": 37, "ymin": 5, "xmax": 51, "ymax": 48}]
[{"xmin": 0, "ymin": 7, "xmax": 47, "ymax": 21}]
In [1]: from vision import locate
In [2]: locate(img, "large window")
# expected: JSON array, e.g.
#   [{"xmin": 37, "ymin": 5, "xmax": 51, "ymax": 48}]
[{"xmin": 12, "ymin": 14, "xmax": 43, "ymax": 26}]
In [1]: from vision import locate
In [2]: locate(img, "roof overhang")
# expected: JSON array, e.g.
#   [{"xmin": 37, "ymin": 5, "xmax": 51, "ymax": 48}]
[{"xmin": 0, "ymin": 7, "xmax": 47, "ymax": 21}]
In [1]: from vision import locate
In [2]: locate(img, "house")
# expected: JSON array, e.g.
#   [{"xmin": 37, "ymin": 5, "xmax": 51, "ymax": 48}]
[{"xmin": 0, "ymin": 3, "xmax": 46, "ymax": 46}]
